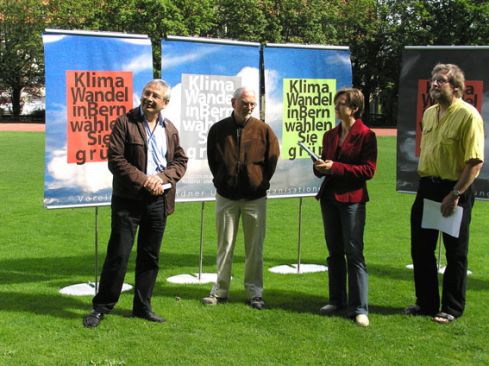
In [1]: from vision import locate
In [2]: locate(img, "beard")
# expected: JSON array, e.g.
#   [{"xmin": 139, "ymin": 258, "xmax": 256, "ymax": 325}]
[{"xmin": 430, "ymin": 87, "xmax": 452, "ymax": 104}]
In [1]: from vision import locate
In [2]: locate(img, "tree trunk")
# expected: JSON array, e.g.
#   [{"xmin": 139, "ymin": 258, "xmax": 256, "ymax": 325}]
[{"xmin": 11, "ymin": 86, "xmax": 22, "ymax": 118}]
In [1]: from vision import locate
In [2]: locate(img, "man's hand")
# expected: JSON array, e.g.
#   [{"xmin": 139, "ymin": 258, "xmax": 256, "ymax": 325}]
[
  {"xmin": 314, "ymin": 159, "xmax": 334, "ymax": 175},
  {"xmin": 144, "ymin": 175, "xmax": 164, "ymax": 196},
  {"xmin": 440, "ymin": 193, "xmax": 459, "ymax": 217}
]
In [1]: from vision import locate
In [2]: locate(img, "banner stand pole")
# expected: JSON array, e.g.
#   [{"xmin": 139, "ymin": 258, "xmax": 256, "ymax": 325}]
[
  {"xmin": 268, "ymin": 197, "xmax": 327, "ymax": 275},
  {"xmin": 296, "ymin": 198, "xmax": 303, "ymax": 273},
  {"xmin": 436, "ymin": 231, "xmax": 442, "ymax": 273},
  {"xmin": 94, "ymin": 207, "xmax": 99, "ymax": 293},
  {"xmin": 406, "ymin": 230, "xmax": 472, "ymax": 275},
  {"xmin": 166, "ymin": 200, "xmax": 217, "ymax": 284},
  {"xmin": 59, "ymin": 206, "xmax": 132, "ymax": 296},
  {"xmin": 198, "ymin": 202, "xmax": 205, "ymax": 280}
]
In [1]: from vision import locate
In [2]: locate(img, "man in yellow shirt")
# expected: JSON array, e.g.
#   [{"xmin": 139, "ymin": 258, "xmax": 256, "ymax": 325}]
[{"xmin": 406, "ymin": 63, "xmax": 484, "ymax": 324}]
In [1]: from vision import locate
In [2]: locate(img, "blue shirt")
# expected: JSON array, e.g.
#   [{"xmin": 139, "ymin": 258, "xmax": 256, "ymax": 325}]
[{"xmin": 142, "ymin": 108, "xmax": 167, "ymax": 175}]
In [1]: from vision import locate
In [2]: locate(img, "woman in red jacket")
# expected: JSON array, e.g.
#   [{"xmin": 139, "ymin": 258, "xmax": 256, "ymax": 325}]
[{"xmin": 313, "ymin": 88, "xmax": 377, "ymax": 327}]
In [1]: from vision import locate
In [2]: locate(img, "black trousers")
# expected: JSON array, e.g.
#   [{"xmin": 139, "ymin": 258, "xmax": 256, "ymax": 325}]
[
  {"xmin": 410, "ymin": 177, "xmax": 474, "ymax": 317},
  {"xmin": 93, "ymin": 194, "xmax": 167, "ymax": 314}
]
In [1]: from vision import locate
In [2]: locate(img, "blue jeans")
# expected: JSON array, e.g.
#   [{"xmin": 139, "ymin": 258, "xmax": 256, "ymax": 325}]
[{"xmin": 320, "ymin": 199, "xmax": 368, "ymax": 315}]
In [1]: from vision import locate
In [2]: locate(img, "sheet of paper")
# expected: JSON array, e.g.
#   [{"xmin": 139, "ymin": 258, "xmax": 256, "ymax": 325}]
[
  {"xmin": 421, "ymin": 198, "xmax": 463, "ymax": 238},
  {"xmin": 297, "ymin": 141, "xmax": 319, "ymax": 161},
  {"xmin": 162, "ymin": 183, "xmax": 172, "ymax": 191}
]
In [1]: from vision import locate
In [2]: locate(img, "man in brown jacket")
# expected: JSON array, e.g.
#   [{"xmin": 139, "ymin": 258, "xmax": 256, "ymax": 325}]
[
  {"xmin": 83, "ymin": 79, "xmax": 187, "ymax": 327},
  {"xmin": 202, "ymin": 87, "xmax": 279, "ymax": 309}
]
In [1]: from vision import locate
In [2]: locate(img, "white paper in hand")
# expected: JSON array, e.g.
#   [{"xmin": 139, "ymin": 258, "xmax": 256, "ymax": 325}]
[
  {"xmin": 297, "ymin": 141, "xmax": 320, "ymax": 161},
  {"xmin": 162, "ymin": 183, "xmax": 172, "ymax": 191},
  {"xmin": 421, "ymin": 198, "xmax": 463, "ymax": 238}
]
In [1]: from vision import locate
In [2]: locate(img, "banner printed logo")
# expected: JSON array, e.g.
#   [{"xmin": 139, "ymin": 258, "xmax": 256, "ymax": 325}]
[
  {"xmin": 416, "ymin": 80, "xmax": 483, "ymax": 156},
  {"xmin": 181, "ymin": 74, "xmax": 238, "ymax": 160},
  {"xmin": 66, "ymin": 71, "xmax": 133, "ymax": 164},
  {"xmin": 282, "ymin": 78, "xmax": 336, "ymax": 160}
]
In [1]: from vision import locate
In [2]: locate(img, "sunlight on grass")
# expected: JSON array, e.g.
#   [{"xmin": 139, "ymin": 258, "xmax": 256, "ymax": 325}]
[{"xmin": 0, "ymin": 133, "xmax": 488, "ymax": 365}]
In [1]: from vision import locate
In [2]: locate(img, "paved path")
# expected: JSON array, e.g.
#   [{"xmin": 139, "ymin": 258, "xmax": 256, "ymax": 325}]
[
  {"xmin": 1, "ymin": 123, "xmax": 398, "ymax": 136},
  {"xmin": 0, "ymin": 123, "xmax": 45, "ymax": 132}
]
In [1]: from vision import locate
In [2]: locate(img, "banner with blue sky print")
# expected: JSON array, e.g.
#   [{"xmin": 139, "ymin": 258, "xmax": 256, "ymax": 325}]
[
  {"xmin": 42, "ymin": 30, "xmax": 153, "ymax": 209},
  {"xmin": 161, "ymin": 36, "xmax": 261, "ymax": 202},
  {"xmin": 264, "ymin": 44, "xmax": 352, "ymax": 198}
]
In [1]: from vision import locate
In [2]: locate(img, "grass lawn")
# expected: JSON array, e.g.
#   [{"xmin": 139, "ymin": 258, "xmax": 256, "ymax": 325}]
[{"xmin": 0, "ymin": 131, "xmax": 488, "ymax": 365}]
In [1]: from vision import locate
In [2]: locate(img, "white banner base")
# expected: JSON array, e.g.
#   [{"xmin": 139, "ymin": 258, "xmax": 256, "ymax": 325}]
[
  {"xmin": 405, "ymin": 264, "xmax": 471, "ymax": 275},
  {"xmin": 269, "ymin": 264, "xmax": 328, "ymax": 274},
  {"xmin": 166, "ymin": 273, "xmax": 218, "ymax": 284},
  {"xmin": 59, "ymin": 282, "xmax": 132, "ymax": 296}
]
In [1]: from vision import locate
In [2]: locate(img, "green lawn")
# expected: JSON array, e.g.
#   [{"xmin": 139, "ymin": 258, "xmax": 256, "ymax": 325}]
[{"xmin": 1, "ymin": 132, "xmax": 488, "ymax": 365}]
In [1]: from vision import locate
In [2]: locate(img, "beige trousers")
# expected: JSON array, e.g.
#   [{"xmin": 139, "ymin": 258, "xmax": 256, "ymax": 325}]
[{"xmin": 210, "ymin": 193, "xmax": 267, "ymax": 299}]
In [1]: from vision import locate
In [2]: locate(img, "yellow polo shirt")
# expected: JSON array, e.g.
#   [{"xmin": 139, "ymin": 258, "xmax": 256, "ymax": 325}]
[{"xmin": 418, "ymin": 99, "xmax": 484, "ymax": 181}]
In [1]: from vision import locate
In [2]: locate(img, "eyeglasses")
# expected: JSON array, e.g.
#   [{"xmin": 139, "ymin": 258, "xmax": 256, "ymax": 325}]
[
  {"xmin": 142, "ymin": 90, "xmax": 169, "ymax": 102},
  {"xmin": 431, "ymin": 77, "xmax": 449, "ymax": 85},
  {"xmin": 240, "ymin": 101, "xmax": 256, "ymax": 108}
]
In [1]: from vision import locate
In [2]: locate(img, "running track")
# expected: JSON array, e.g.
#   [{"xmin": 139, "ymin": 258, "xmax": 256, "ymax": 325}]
[{"xmin": 0, "ymin": 123, "xmax": 397, "ymax": 136}]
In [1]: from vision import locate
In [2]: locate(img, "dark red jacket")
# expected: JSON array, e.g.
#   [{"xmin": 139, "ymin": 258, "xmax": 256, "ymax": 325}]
[
  {"xmin": 314, "ymin": 119, "xmax": 377, "ymax": 203},
  {"xmin": 108, "ymin": 107, "xmax": 188, "ymax": 215}
]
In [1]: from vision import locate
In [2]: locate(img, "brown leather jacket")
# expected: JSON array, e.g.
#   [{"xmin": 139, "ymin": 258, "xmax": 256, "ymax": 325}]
[
  {"xmin": 108, "ymin": 107, "xmax": 188, "ymax": 215},
  {"xmin": 207, "ymin": 114, "xmax": 279, "ymax": 200}
]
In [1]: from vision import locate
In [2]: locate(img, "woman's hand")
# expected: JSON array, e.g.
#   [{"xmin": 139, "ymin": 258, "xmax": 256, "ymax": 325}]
[{"xmin": 314, "ymin": 159, "xmax": 334, "ymax": 174}]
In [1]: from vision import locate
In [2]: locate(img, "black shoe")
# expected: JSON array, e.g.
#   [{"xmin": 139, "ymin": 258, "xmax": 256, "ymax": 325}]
[
  {"xmin": 404, "ymin": 304, "xmax": 436, "ymax": 316},
  {"xmin": 83, "ymin": 310, "xmax": 104, "ymax": 328},
  {"xmin": 247, "ymin": 297, "xmax": 265, "ymax": 310},
  {"xmin": 132, "ymin": 311, "xmax": 166, "ymax": 323}
]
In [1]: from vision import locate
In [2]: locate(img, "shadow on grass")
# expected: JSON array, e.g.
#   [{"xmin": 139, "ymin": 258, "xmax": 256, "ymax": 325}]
[
  {"xmin": 0, "ymin": 291, "xmax": 86, "ymax": 319},
  {"xmin": 368, "ymin": 262, "xmax": 489, "ymax": 292},
  {"xmin": 0, "ymin": 254, "xmax": 487, "ymax": 320},
  {"xmin": 153, "ymin": 280, "xmax": 406, "ymax": 317},
  {"xmin": 1, "ymin": 252, "xmax": 487, "ymax": 293},
  {"xmin": 0, "ymin": 252, "xmax": 224, "ymax": 285}
]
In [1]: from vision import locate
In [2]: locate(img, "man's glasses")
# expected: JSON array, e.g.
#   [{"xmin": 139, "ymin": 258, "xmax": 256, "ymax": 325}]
[
  {"xmin": 431, "ymin": 77, "xmax": 449, "ymax": 85},
  {"xmin": 240, "ymin": 101, "xmax": 256, "ymax": 108}
]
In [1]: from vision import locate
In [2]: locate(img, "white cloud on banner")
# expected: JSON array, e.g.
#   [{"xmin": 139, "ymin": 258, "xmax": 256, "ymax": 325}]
[
  {"xmin": 47, "ymin": 147, "xmax": 112, "ymax": 193},
  {"xmin": 120, "ymin": 38, "xmax": 152, "ymax": 46},
  {"xmin": 264, "ymin": 69, "xmax": 282, "ymax": 126},
  {"xmin": 165, "ymin": 83, "xmax": 182, "ymax": 130},
  {"xmin": 324, "ymin": 52, "xmax": 351, "ymax": 67},
  {"xmin": 237, "ymin": 67, "xmax": 260, "ymax": 92},
  {"xmin": 163, "ymin": 47, "xmax": 218, "ymax": 69},
  {"xmin": 237, "ymin": 67, "xmax": 260, "ymax": 119},
  {"xmin": 165, "ymin": 66, "xmax": 261, "ymax": 128},
  {"xmin": 121, "ymin": 54, "xmax": 153, "ymax": 75},
  {"xmin": 42, "ymin": 35, "xmax": 65, "ymax": 43}
]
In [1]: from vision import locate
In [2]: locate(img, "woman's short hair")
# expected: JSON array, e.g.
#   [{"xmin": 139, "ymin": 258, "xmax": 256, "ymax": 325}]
[{"xmin": 334, "ymin": 88, "xmax": 365, "ymax": 118}]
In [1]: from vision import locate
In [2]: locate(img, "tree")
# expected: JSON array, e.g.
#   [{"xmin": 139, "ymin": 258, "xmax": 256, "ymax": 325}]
[
  {"xmin": 0, "ymin": 0, "xmax": 46, "ymax": 117},
  {"xmin": 212, "ymin": 0, "xmax": 268, "ymax": 42}
]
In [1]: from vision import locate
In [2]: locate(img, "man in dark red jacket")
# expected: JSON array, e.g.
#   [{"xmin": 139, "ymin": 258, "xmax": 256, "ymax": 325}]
[
  {"xmin": 83, "ymin": 79, "xmax": 187, "ymax": 327},
  {"xmin": 202, "ymin": 87, "xmax": 279, "ymax": 310}
]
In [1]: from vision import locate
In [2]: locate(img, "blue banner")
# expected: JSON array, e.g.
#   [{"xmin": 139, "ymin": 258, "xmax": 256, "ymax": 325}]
[
  {"xmin": 161, "ymin": 36, "xmax": 261, "ymax": 202},
  {"xmin": 42, "ymin": 30, "xmax": 153, "ymax": 208},
  {"xmin": 263, "ymin": 45, "xmax": 352, "ymax": 198}
]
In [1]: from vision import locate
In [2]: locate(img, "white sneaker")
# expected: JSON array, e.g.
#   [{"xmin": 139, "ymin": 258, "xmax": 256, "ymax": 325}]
[
  {"xmin": 355, "ymin": 314, "xmax": 369, "ymax": 327},
  {"xmin": 319, "ymin": 304, "xmax": 338, "ymax": 315}
]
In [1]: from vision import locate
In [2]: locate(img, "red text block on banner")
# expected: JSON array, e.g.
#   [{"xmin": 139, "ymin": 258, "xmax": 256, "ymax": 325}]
[
  {"xmin": 66, "ymin": 71, "xmax": 133, "ymax": 164},
  {"xmin": 415, "ymin": 80, "xmax": 483, "ymax": 156}
]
